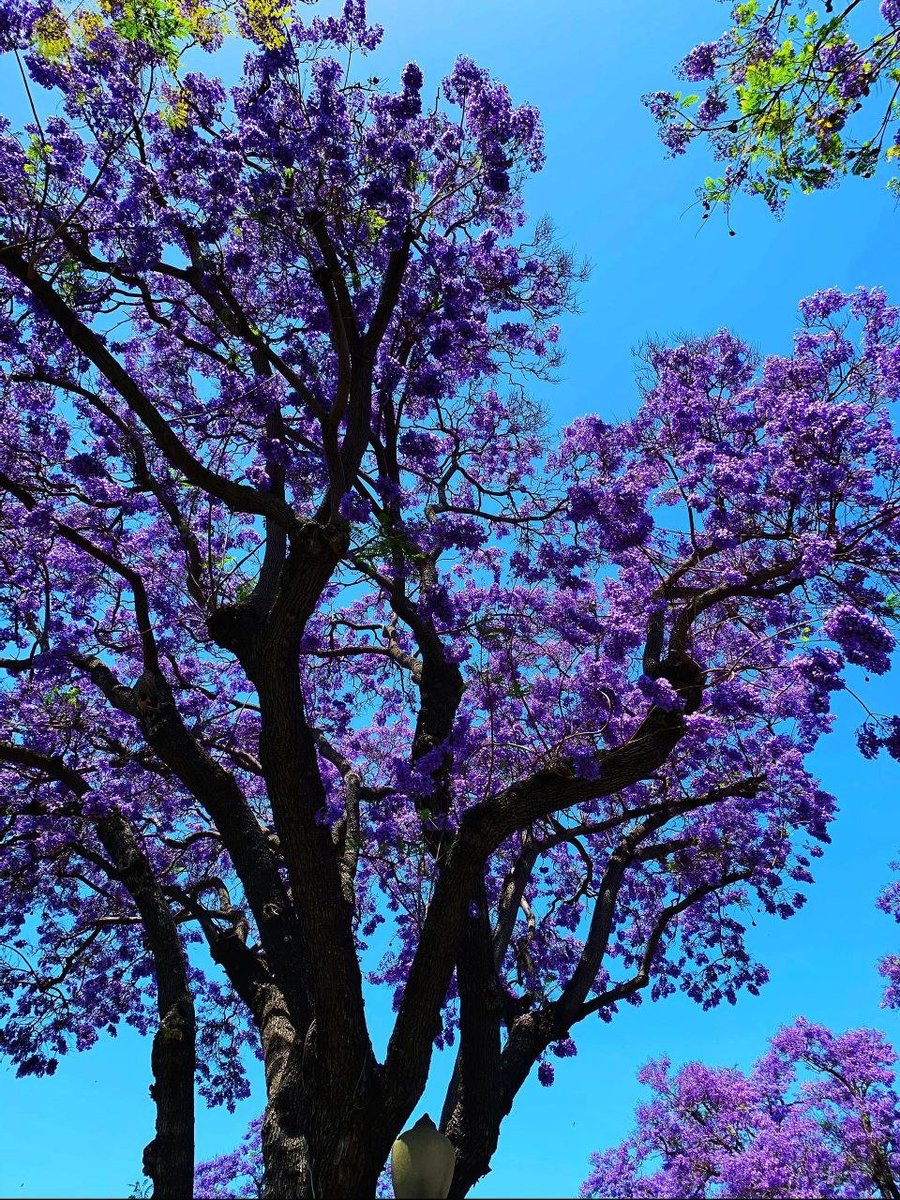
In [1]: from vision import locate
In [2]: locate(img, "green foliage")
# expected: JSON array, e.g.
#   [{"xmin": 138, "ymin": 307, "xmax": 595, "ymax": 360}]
[
  {"xmin": 32, "ymin": 0, "xmax": 230, "ymax": 70},
  {"xmin": 45, "ymin": 684, "xmax": 81, "ymax": 711},
  {"xmin": 656, "ymin": 1, "xmax": 900, "ymax": 219},
  {"xmin": 355, "ymin": 513, "xmax": 428, "ymax": 568},
  {"xmin": 23, "ymin": 135, "xmax": 52, "ymax": 178}
]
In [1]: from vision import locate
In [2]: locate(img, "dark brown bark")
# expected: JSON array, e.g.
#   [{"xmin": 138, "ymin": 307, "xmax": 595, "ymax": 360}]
[
  {"xmin": 411, "ymin": 651, "xmax": 465, "ymax": 859},
  {"xmin": 256, "ymin": 989, "xmax": 311, "ymax": 1200},
  {"xmin": 440, "ymin": 878, "xmax": 505, "ymax": 1199},
  {"xmin": 262, "ymin": 1101, "xmax": 311, "ymax": 1200},
  {"xmin": 443, "ymin": 867, "xmax": 753, "ymax": 1199},
  {"xmin": 250, "ymin": 535, "xmax": 374, "ymax": 1095},
  {"xmin": 211, "ymin": 530, "xmax": 388, "ymax": 1195},
  {"xmin": 443, "ymin": 1008, "xmax": 559, "ymax": 1200},
  {"xmin": 254, "ymin": 648, "xmax": 374, "ymax": 1089},
  {"xmin": 872, "ymin": 1148, "xmax": 900, "ymax": 1200},
  {"xmin": 863, "ymin": 1111, "xmax": 900, "ymax": 1200},
  {"xmin": 142, "ymin": 995, "xmax": 196, "ymax": 1200},
  {"xmin": 262, "ymin": 1010, "xmax": 385, "ymax": 1199}
]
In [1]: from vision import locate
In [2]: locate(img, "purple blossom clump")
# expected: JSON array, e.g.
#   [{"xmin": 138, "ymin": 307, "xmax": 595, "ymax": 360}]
[
  {"xmin": 697, "ymin": 90, "xmax": 728, "ymax": 124},
  {"xmin": 854, "ymin": 717, "xmax": 900, "ymax": 764},
  {"xmin": 877, "ymin": 863, "xmax": 900, "ymax": 1010},
  {"xmin": 679, "ymin": 41, "xmax": 720, "ymax": 82},
  {"xmin": 857, "ymin": 722, "xmax": 883, "ymax": 760},
  {"xmin": 194, "ymin": 1119, "xmax": 263, "ymax": 1199},
  {"xmin": 582, "ymin": 1019, "xmax": 900, "ymax": 1199},
  {"xmin": 824, "ymin": 605, "xmax": 895, "ymax": 675}
]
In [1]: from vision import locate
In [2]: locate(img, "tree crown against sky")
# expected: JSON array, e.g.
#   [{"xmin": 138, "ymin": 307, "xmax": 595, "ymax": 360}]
[
  {"xmin": 581, "ymin": 1017, "xmax": 900, "ymax": 1200},
  {"xmin": 2, "ymin": 1, "xmax": 900, "ymax": 1196},
  {"xmin": 582, "ymin": 870, "xmax": 900, "ymax": 1200},
  {"xmin": 647, "ymin": 0, "xmax": 900, "ymax": 220}
]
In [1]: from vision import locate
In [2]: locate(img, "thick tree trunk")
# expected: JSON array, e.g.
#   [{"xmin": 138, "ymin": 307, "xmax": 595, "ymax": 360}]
[
  {"xmin": 143, "ymin": 996, "xmax": 197, "ymax": 1199},
  {"xmin": 258, "ymin": 1004, "xmax": 388, "ymax": 1199},
  {"xmin": 262, "ymin": 1099, "xmax": 311, "ymax": 1200},
  {"xmin": 306, "ymin": 1125, "xmax": 384, "ymax": 1198},
  {"xmin": 261, "ymin": 1090, "xmax": 388, "ymax": 1199},
  {"xmin": 440, "ymin": 879, "xmax": 504, "ymax": 1199},
  {"xmin": 257, "ymin": 986, "xmax": 311, "ymax": 1199},
  {"xmin": 443, "ymin": 1009, "xmax": 557, "ymax": 1199},
  {"xmin": 869, "ymin": 1140, "xmax": 900, "ymax": 1200}
]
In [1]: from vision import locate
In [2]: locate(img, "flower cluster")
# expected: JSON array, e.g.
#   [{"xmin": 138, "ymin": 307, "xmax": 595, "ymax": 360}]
[{"xmin": 582, "ymin": 1019, "xmax": 900, "ymax": 1199}]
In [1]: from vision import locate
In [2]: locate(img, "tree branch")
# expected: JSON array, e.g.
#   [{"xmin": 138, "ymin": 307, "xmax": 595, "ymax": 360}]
[
  {"xmin": 0, "ymin": 247, "xmax": 298, "ymax": 530},
  {"xmin": 73, "ymin": 655, "xmax": 312, "ymax": 1027},
  {"xmin": 0, "ymin": 742, "xmax": 195, "ymax": 1199}
]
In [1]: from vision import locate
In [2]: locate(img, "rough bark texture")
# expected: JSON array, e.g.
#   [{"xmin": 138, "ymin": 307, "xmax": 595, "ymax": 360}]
[{"xmin": 440, "ymin": 879, "xmax": 504, "ymax": 1199}]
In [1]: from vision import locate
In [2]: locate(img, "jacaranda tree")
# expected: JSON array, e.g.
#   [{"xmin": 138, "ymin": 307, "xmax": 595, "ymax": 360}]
[
  {"xmin": 647, "ymin": 0, "xmax": 900, "ymax": 219},
  {"xmin": 581, "ymin": 1019, "xmax": 900, "ymax": 1199},
  {"xmin": 584, "ymin": 876, "xmax": 900, "ymax": 1200},
  {"xmin": 3, "ymin": 2, "xmax": 900, "ymax": 1197}
]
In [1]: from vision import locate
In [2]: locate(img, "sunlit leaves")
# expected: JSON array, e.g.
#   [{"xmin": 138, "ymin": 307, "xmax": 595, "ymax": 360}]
[{"xmin": 647, "ymin": 1, "xmax": 900, "ymax": 219}]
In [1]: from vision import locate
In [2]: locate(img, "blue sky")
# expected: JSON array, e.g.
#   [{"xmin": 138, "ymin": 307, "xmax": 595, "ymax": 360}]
[{"xmin": 1, "ymin": 1, "xmax": 899, "ymax": 1196}]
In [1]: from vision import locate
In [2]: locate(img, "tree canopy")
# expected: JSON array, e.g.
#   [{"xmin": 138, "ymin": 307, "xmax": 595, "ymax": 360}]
[
  {"xmin": 2, "ymin": 2, "xmax": 900, "ymax": 1196},
  {"xmin": 647, "ymin": 0, "xmax": 900, "ymax": 219},
  {"xmin": 581, "ymin": 1018, "xmax": 900, "ymax": 1200}
]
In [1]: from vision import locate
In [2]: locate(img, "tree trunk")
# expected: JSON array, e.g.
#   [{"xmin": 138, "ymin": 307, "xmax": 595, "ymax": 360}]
[
  {"xmin": 262, "ymin": 1091, "xmax": 388, "ymax": 1199},
  {"xmin": 258, "ymin": 1013, "xmax": 388, "ymax": 1200},
  {"xmin": 262, "ymin": 1099, "xmax": 311, "ymax": 1200},
  {"xmin": 869, "ymin": 1143, "xmax": 900, "ymax": 1200},
  {"xmin": 444, "ymin": 1009, "xmax": 557, "ymax": 1199},
  {"xmin": 143, "ymin": 996, "xmax": 197, "ymax": 1199},
  {"xmin": 441, "ymin": 880, "xmax": 504, "ymax": 1199},
  {"xmin": 306, "ymin": 1125, "xmax": 384, "ymax": 1198},
  {"xmin": 257, "ymin": 987, "xmax": 311, "ymax": 1199},
  {"xmin": 91, "ymin": 809, "xmax": 195, "ymax": 1200}
]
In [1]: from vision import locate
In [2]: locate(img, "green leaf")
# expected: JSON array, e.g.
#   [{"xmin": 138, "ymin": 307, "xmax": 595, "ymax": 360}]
[{"xmin": 735, "ymin": 0, "xmax": 759, "ymax": 28}]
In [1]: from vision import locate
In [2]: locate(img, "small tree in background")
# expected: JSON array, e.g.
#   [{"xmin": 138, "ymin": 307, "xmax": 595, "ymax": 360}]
[
  {"xmin": 581, "ymin": 1019, "xmax": 900, "ymax": 1199},
  {"xmin": 195, "ymin": 1118, "xmax": 264, "ymax": 1199}
]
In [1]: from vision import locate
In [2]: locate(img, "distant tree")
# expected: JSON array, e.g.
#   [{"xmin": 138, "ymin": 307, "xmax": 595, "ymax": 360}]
[
  {"xmin": 195, "ymin": 1118, "xmax": 264, "ymax": 1199},
  {"xmin": 3, "ymin": 3, "xmax": 900, "ymax": 1198},
  {"xmin": 581, "ymin": 1018, "xmax": 900, "ymax": 1199},
  {"xmin": 877, "ymin": 861, "xmax": 900, "ymax": 1008},
  {"xmin": 647, "ymin": 0, "xmax": 900, "ymax": 219},
  {"xmin": 582, "ymin": 856, "xmax": 900, "ymax": 1200}
]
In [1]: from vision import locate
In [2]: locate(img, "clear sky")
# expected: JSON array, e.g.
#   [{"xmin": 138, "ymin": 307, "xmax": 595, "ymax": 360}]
[{"xmin": 1, "ymin": 1, "xmax": 899, "ymax": 1197}]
